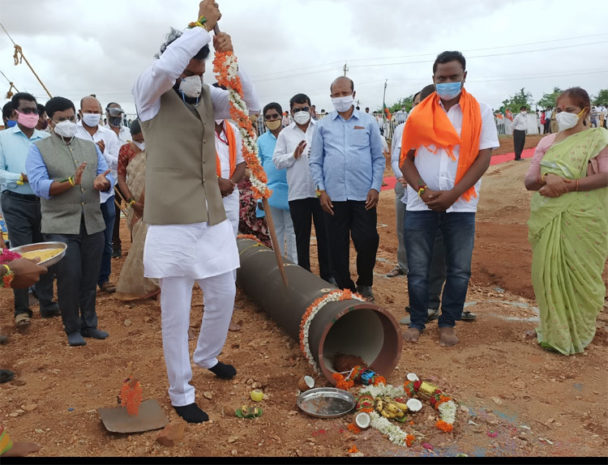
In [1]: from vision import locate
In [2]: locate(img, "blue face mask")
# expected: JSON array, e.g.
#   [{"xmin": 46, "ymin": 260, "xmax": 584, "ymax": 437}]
[
  {"xmin": 6, "ymin": 120, "xmax": 17, "ymax": 128},
  {"xmin": 435, "ymin": 82, "xmax": 463, "ymax": 100}
]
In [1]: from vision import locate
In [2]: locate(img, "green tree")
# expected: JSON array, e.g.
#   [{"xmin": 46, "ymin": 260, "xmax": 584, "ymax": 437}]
[
  {"xmin": 500, "ymin": 88, "xmax": 533, "ymax": 113},
  {"xmin": 386, "ymin": 95, "xmax": 415, "ymax": 113},
  {"xmin": 537, "ymin": 87, "xmax": 562, "ymax": 109},
  {"xmin": 593, "ymin": 89, "xmax": 608, "ymax": 106}
]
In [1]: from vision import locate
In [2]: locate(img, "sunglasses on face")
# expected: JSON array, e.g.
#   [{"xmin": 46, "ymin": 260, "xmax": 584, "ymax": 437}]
[
  {"xmin": 264, "ymin": 113, "xmax": 281, "ymax": 120},
  {"xmin": 106, "ymin": 107, "xmax": 124, "ymax": 117},
  {"xmin": 18, "ymin": 108, "xmax": 39, "ymax": 115}
]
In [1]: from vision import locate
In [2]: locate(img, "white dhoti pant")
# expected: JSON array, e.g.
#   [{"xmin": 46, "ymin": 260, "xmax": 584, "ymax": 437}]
[
  {"xmin": 223, "ymin": 189, "xmax": 240, "ymax": 237},
  {"xmin": 144, "ymin": 219, "xmax": 239, "ymax": 407}
]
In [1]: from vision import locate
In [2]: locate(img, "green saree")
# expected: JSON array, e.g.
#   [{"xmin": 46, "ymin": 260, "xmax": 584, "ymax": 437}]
[{"xmin": 528, "ymin": 128, "xmax": 608, "ymax": 355}]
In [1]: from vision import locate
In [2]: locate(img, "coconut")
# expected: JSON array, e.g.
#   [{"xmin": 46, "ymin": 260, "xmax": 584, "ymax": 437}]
[
  {"xmin": 355, "ymin": 412, "xmax": 371, "ymax": 429},
  {"xmin": 406, "ymin": 373, "xmax": 419, "ymax": 382},
  {"xmin": 297, "ymin": 375, "xmax": 315, "ymax": 392},
  {"xmin": 407, "ymin": 398, "xmax": 423, "ymax": 412}
]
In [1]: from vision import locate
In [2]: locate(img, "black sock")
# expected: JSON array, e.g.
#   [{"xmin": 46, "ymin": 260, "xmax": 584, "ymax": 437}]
[
  {"xmin": 174, "ymin": 403, "xmax": 208, "ymax": 423},
  {"xmin": 208, "ymin": 361, "xmax": 236, "ymax": 380}
]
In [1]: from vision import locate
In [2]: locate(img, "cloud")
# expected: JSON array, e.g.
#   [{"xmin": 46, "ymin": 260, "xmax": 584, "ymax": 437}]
[{"xmin": 0, "ymin": 0, "xmax": 606, "ymax": 119}]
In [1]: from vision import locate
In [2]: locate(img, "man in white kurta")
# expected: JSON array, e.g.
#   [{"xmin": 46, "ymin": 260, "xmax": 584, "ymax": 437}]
[{"xmin": 132, "ymin": 1, "xmax": 260, "ymax": 423}]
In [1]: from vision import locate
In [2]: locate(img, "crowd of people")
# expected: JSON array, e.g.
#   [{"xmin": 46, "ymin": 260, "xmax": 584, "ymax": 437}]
[{"xmin": 0, "ymin": 1, "xmax": 606, "ymax": 451}]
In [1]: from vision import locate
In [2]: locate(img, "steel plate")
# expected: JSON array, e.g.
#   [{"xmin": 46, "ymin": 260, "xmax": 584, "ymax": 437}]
[
  {"xmin": 297, "ymin": 387, "xmax": 355, "ymax": 418},
  {"xmin": 10, "ymin": 241, "xmax": 67, "ymax": 267}
]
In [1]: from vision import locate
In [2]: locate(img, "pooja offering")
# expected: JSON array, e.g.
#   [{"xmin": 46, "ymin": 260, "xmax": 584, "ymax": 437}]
[
  {"xmin": 297, "ymin": 387, "xmax": 355, "ymax": 418},
  {"xmin": 9, "ymin": 241, "xmax": 67, "ymax": 267}
]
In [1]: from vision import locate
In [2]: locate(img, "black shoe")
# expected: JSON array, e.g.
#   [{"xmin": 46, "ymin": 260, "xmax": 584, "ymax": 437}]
[
  {"xmin": 81, "ymin": 328, "xmax": 109, "ymax": 339},
  {"xmin": 356, "ymin": 285, "xmax": 375, "ymax": 302},
  {"xmin": 40, "ymin": 302, "xmax": 60, "ymax": 318},
  {"xmin": 208, "ymin": 361, "xmax": 236, "ymax": 380},
  {"xmin": 112, "ymin": 248, "xmax": 122, "ymax": 259},
  {"xmin": 174, "ymin": 403, "xmax": 209, "ymax": 423},
  {"xmin": 67, "ymin": 332, "xmax": 86, "ymax": 346},
  {"xmin": 0, "ymin": 369, "xmax": 15, "ymax": 383}
]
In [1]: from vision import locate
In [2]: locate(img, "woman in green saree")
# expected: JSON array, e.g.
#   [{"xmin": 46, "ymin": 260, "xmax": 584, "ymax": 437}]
[{"xmin": 525, "ymin": 87, "xmax": 608, "ymax": 355}]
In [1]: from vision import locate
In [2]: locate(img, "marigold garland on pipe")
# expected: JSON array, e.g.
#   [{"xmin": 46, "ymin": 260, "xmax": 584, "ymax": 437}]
[
  {"xmin": 298, "ymin": 289, "xmax": 365, "ymax": 374},
  {"xmin": 213, "ymin": 51, "xmax": 270, "ymax": 200}
]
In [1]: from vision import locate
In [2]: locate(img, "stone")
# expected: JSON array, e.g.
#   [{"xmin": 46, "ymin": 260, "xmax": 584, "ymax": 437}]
[
  {"xmin": 228, "ymin": 436, "xmax": 238, "ymax": 444},
  {"xmin": 156, "ymin": 423, "xmax": 185, "ymax": 447},
  {"xmin": 231, "ymin": 449, "xmax": 237, "ymax": 456},
  {"xmin": 124, "ymin": 319, "xmax": 132, "ymax": 327},
  {"xmin": 246, "ymin": 378, "xmax": 254, "ymax": 385},
  {"xmin": 252, "ymin": 382, "xmax": 262, "ymax": 389},
  {"xmin": 491, "ymin": 397, "xmax": 503, "ymax": 405},
  {"xmin": 203, "ymin": 391, "xmax": 213, "ymax": 400},
  {"xmin": 35, "ymin": 429, "xmax": 44, "ymax": 434},
  {"xmin": 22, "ymin": 403, "xmax": 37, "ymax": 412}
]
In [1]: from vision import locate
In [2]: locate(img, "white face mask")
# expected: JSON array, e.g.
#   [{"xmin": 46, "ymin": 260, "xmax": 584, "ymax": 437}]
[
  {"xmin": 215, "ymin": 119, "xmax": 224, "ymax": 126},
  {"xmin": 82, "ymin": 113, "xmax": 101, "ymax": 127},
  {"xmin": 133, "ymin": 141, "xmax": 145, "ymax": 150},
  {"xmin": 556, "ymin": 111, "xmax": 580, "ymax": 132},
  {"xmin": 331, "ymin": 95, "xmax": 354, "ymax": 113},
  {"xmin": 53, "ymin": 120, "xmax": 78, "ymax": 139},
  {"xmin": 179, "ymin": 75, "xmax": 203, "ymax": 99},
  {"xmin": 293, "ymin": 110, "xmax": 311, "ymax": 125}
]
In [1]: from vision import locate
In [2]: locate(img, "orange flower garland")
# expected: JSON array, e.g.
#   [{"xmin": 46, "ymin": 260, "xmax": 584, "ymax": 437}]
[
  {"xmin": 406, "ymin": 434, "xmax": 415, "ymax": 447},
  {"xmin": 213, "ymin": 51, "xmax": 270, "ymax": 200},
  {"xmin": 347, "ymin": 444, "xmax": 359, "ymax": 454},
  {"xmin": 435, "ymin": 420, "xmax": 454, "ymax": 433},
  {"xmin": 333, "ymin": 372, "xmax": 355, "ymax": 391},
  {"xmin": 298, "ymin": 290, "xmax": 365, "ymax": 373}
]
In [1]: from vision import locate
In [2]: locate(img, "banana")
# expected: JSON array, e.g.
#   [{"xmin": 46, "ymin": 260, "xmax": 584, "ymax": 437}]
[
  {"xmin": 375, "ymin": 398, "xmax": 384, "ymax": 413},
  {"xmin": 393, "ymin": 401, "xmax": 409, "ymax": 411},
  {"xmin": 386, "ymin": 403, "xmax": 401, "ymax": 415},
  {"xmin": 380, "ymin": 408, "xmax": 395, "ymax": 419}
]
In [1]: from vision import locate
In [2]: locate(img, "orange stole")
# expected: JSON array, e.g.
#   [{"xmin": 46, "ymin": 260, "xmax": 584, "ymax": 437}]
[
  {"xmin": 399, "ymin": 88, "xmax": 482, "ymax": 201},
  {"xmin": 216, "ymin": 121, "xmax": 237, "ymax": 178}
]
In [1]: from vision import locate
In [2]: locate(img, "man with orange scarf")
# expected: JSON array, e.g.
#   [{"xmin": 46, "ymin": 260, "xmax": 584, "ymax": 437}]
[{"xmin": 399, "ymin": 51, "xmax": 498, "ymax": 347}]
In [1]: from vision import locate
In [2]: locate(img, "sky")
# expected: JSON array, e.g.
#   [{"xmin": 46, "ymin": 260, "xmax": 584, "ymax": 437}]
[{"xmin": 1, "ymin": 0, "xmax": 607, "ymax": 119}]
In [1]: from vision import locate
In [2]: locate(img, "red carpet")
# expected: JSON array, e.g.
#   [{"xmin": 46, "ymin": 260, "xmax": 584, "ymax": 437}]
[{"xmin": 381, "ymin": 149, "xmax": 534, "ymax": 191}]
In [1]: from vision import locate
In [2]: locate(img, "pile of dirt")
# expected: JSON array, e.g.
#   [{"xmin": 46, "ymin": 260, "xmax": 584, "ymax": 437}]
[{"xmin": 1, "ymin": 137, "xmax": 606, "ymax": 458}]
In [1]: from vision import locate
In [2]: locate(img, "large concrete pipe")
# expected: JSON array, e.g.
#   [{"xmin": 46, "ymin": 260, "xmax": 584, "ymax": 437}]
[{"xmin": 236, "ymin": 238, "xmax": 403, "ymax": 384}]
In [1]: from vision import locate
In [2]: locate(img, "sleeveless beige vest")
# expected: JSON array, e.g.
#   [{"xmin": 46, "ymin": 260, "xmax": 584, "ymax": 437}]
[
  {"xmin": 34, "ymin": 135, "xmax": 106, "ymax": 235},
  {"xmin": 141, "ymin": 86, "xmax": 226, "ymax": 226}
]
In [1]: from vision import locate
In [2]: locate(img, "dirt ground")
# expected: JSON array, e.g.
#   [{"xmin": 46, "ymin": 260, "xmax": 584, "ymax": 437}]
[{"xmin": 1, "ymin": 134, "xmax": 607, "ymax": 459}]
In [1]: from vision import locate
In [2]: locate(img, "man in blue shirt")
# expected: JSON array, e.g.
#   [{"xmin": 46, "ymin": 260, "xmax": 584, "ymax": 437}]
[
  {"xmin": 26, "ymin": 96, "xmax": 113, "ymax": 347},
  {"xmin": 309, "ymin": 77, "xmax": 385, "ymax": 301},
  {"xmin": 0, "ymin": 92, "xmax": 58, "ymax": 329}
]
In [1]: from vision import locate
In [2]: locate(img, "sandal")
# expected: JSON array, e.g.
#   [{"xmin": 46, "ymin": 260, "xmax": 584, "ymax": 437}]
[{"xmin": 15, "ymin": 313, "xmax": 31, "ymax": 330}]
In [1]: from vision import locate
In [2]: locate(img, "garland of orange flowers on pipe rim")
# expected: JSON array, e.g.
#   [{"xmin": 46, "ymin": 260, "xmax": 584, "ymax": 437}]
[
  {"xmin": 213, "ymin": 51, "xmax": 271, "ymax": 200},
  {"xmin": 298, "ymin": 289, "xmax": 365, "ymax": 374}
]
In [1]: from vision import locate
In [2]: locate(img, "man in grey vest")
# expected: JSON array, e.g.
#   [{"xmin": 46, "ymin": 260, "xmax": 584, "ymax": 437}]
[
  {"xmin": 26, "ymin": 96, "xmax": 113, "ymax": 347},
  {"xmin": 133, "ymin": 0, "xmax": 260, "ymax": 423}
]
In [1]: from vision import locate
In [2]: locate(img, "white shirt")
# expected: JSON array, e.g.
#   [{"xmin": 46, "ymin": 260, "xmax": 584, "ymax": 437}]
[
  {"xmin": 395, "ymin": 110, "xmax": 408, "ymax": 124},
  {"xmin": 75, "ymin": 122, "xmax": 119, "ymax": 203},
  {"xmin": 133, "ymin": 27, "xmax": 260, "ymax": 123},
  {"xmin": 112, "ymin": 125, "xmax": 131, "ymax": 146},
  {"xmin": 406, "ymin": 99, "xmax": 499, "ymax": 213},
  {"xmin": 390, "ymin": 122, "xmax": 407, "ymax": 204},
  {"xmin": 512, "ymin": 112, "xmax": 528, "ymax": 131},
  {"xmin": 273, "ymin": 120, "xmax": 317, "ymax": 201},
  {"xmin": 133, "ymin": 27, "xmax": 260, "ymax": 280}
]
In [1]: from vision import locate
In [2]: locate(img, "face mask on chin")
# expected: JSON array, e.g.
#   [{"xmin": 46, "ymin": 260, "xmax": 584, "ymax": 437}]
[
  {"xmin": 133, "ymin": 140, "xmax": 145, "ymax": 150},
  {"xmin": 556, "ymin": 110, "xmax": 584, "ymax": 132},
  {"xmin": 53, "ymin": 120, "xmax": 78, "ymax": 139},
  {"xmin": 293, "ymin": 111, "xmax": 311, "ymax": 125},
  {"xmin": 16, "ymin": 111, "xmax": 40, "ymax": 129},
  {"xmin": 82, "ymin": 113, "xmax": 101, "ymax": 127},
  {"xmin": 108, "ymin": 116, "xmax": 122, "ymax": 127},
  {"xmin": 179, "ymin": 75, "xmax": 203, "ymax": 99},
  {"xmin": 265, "ymin": 120, "xmax": 281, "ymax": 131},
  {"xmin": 435, "ymin": 81, "xmax": 463, "ymax": 100},
  {"xmin": 331, "ymin": 95, "xmax": 354, "ymax": 113}
]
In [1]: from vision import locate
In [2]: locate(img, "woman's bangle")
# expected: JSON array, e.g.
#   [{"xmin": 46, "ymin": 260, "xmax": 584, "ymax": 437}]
[
  {"xmin": 575, "ymin": 179, "xmax": 580, "ymax": 192},
  {"xmin": 68, "ymin": 176, "xmax": 75, "ymax": 187},
  {"xmin": 128, "ymin": 199, "xmax": 136, "ymax": 206},
  {"xmin": 1, "ymin": 264, "xmax": 14, "ymax": 289}
]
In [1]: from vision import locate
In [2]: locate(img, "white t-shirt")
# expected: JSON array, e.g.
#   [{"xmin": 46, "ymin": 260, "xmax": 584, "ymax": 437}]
[{"xmin": 406, "ymin": 99, "xmax": 499, "ymax": 213}]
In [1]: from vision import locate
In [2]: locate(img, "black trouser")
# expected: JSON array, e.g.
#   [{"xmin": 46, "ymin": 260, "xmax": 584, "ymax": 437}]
[
  {"xmin": 1, "ymin": 191, "xmax": 55, "ymax": 316},
  {"xmin": 288, "ymin": 198, "xmax": 333, "ymax": 282},
  {"xmin": 324, "ymin": 201, "xmax": 379, "ymax": 291},
  {"xmin": 112, "ymin": 186, "xmax": 122, "ymax": 252},
  {"xmin": 543, "ymin": 121, "xmax": 551, "ymax": 134},
  {"xmin": 513, "ymin": 129, "xmax": 526, "ymax": 160},
  {"xmin": 45, "ymin": 219, "xmax": 104, "ymax": 335}
]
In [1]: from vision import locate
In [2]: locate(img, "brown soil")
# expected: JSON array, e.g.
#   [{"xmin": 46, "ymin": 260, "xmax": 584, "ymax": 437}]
[{"xmin": 1, "ymin": 135, "xmax": 606, "ymax": 458}]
